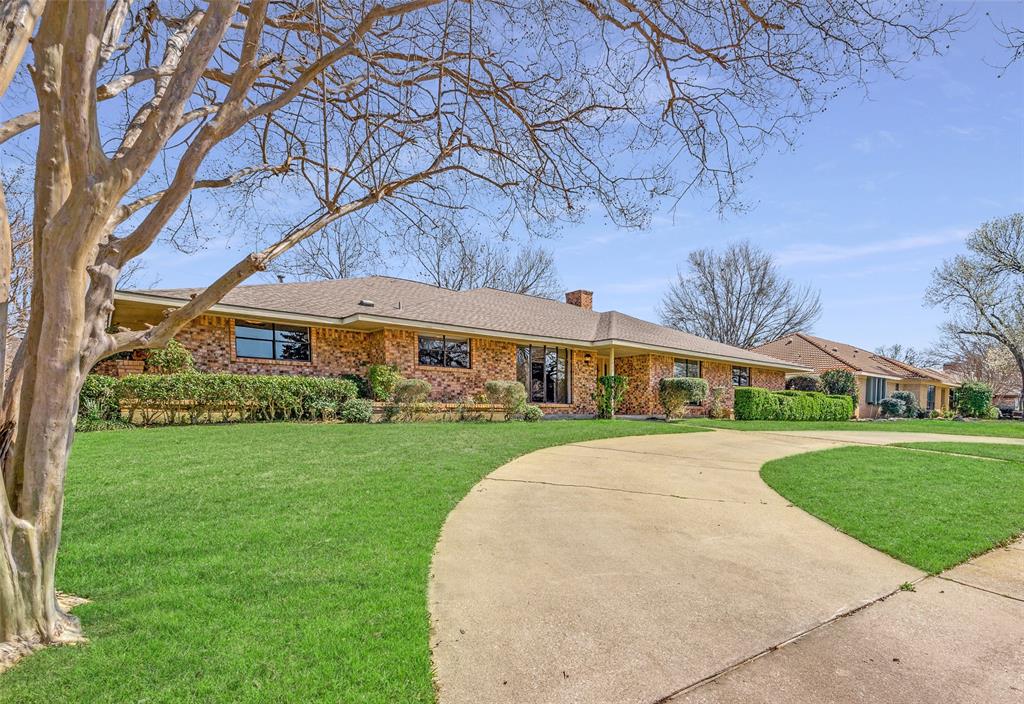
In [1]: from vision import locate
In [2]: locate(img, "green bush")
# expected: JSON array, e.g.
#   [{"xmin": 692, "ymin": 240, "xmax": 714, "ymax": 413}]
[
  {"xmin": 367, "ymin": 364, "xmax": 401, "ymax": 401},
  {"xmin": 734, "ymin": 387, "xmax": 853, "ymax": 421},
  {"xmin": 785, "ymin": 375, "xmax": 819, "ymax": 392},
  {"xmin": 339, "ymin": 373, "xmax": 370, "ymax": 399},
  {"xmin": 111, "ymin": 372, "xmax": 359, "ymax": 425},
  {"xmin": 483, "ymin": 380, "xmax": 528, "ymax": 420},
  {"xmin": 79, "ymin": 374, "xmax": 120, "ymax": 421},
  {"xmin": 706, "ymin": 387, "xmax": 731, "ymax": 419},
  {"xmin": 820, "ymin": 369, "xmax": 858, "ymax": 406},
  {"xmin": 658, "ymin": 377, "xmax": 709, "ymax": 418},
  {"xmin": 391, "ymin": 378, "xmax": 432, "ymax": 421},
  {"xmin": 890, "ymin": 390, "xmax": 919, "ymax": 418},
  {"xmin": 955, "ymin": 381, "xmax": 993, "ymax": 418},
  {"xmin": 987, "ymin": 405, "xmax": 1002, "ymax": 419},
  {"xmin": 145, "ymin": 339, "xmax": 195, "ymax": 374},
  {"xmin": 339, "ymin": 398, "xmax": 373, "ymax": 423},
  {"xmin": 594, "ymin": 375, "xmax": 628, "ymax": 418},
  {"xmin": 878, "ymin": 397, "xmax": 906, "ymax": 418},
  {"xmin": 522, "ymin": 404, "xmax": 544, "ymax": 422}
]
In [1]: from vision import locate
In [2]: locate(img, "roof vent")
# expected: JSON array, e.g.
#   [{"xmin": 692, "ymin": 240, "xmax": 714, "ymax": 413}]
[{"xmin": 358, "ymin": 299, "xmax": 375, "ymax": 307}]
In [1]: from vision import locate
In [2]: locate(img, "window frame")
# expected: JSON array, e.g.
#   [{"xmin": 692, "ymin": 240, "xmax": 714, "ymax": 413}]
[
  {"xmin": 516, "ymin": 345, "xmax": 572, "ymax": 404},
  {"xmin": 417, "ymin": 335, "xmax": 472, "ymax": 369},
  {"xmin": 866, "ymin": 376, "xmax": 887, "ymax": 405},
  {"xmin": 673, "ymin": 358, "xmax": 702, "ymax": 378},
  {"xmin": 234, "ymin": 320, "xmax": 312, "ymax": 362},
  {"xmin": 731, "ymin": 366, "xmax": 751, "ymax": 387}
]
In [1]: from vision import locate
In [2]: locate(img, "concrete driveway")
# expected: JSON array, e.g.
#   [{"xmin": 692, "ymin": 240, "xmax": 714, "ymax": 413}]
[{"xmin": 429, "ymin": 429, "xmax": 1024, "ymax": 704}]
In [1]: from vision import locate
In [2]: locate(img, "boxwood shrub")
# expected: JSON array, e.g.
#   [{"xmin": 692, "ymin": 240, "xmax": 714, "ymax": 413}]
[
  {"xmin": 734, "ymin": 387, "xmax": 853, "ymax": 421},
  {"xmin": 955, "ymin": 381, "xmax": 993, "ymax": 418},
  {"xmin": 81, "ymin": 372, "xmax": 360, "ymax": 426}
]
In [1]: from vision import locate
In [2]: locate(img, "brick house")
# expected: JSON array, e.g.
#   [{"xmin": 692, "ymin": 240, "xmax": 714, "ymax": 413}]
[
  {"xmin": 106, "ymin": 276, "xmax": 806, "ymax": 416},
  {"xmin": 751, "ymin": 332, "xmax": 956, "ymax": 418}
]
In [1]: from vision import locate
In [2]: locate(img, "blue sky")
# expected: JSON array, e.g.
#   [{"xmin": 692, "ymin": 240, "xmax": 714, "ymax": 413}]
[{"xmin": 120, "ymin": 2, "xmax": 1024, "ymax": 350}]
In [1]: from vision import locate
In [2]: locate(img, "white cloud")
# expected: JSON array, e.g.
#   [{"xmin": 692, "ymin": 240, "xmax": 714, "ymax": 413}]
[{"xmin": 775, "ymin": 229, "xmax": 968, "ymax": 266}]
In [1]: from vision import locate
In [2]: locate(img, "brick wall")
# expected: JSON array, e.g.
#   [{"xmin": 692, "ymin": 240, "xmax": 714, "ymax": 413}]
[
  {"xmin": 570, "ymin": 350, "xmax": 598, "ymax": 414},
  {"xmin": 176, "ymin": 316, "xmax": 375, "ymax": 377},
  {"xmin": 378, "ymin": 328, "xmax": 519, "ymax": 403},
  {"xmin": 614, "ymin": 355, "xmax": 789, "ymax": 416}
]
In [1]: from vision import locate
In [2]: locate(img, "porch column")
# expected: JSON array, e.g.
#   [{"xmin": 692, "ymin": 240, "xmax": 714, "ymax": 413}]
[{"xmin": 609, "ymin": 347, "xmax": 615, "ymax": 418}]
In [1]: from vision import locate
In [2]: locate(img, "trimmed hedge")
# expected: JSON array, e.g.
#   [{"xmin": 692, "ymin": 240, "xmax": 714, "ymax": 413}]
[
  {"xmin": 734, "ymin": 387, "xmax": 854, "ymax": 421},
  {"xmin": 483, "ymin": 380, "xmax": 528, "ymax": 420},
  {"xmin": 81, "ymin": 373, "xmax": 360, "ymax": 426}
]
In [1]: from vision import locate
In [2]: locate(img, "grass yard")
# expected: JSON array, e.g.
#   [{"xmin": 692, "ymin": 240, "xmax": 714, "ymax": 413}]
[
  {"xmin": 761, "ymin": 443, "xmax": 1024, "ymax": 573},
  {"xmin": 0, "ymin": 420, "xmax": 699, "ymax": 703},
  {"xmin": 683, "ymin": 418, "xmax": 1024, "ymax": 438}
]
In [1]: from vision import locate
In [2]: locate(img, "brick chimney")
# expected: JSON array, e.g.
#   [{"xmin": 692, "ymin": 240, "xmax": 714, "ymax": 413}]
[{"xmin": 565, "ymin": 289, "xmax": 593, "ymax": 310}]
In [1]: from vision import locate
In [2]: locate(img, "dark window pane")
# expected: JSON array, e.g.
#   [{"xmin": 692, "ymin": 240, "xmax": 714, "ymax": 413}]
[
  {"xmin": 673, "ymin": 360, "xmax": 684, "ymax": 377},
  {"xmin": 276, "ymin": 339, "xmax": 310, "ymax": 361},
  {"xmin": 236, "ymin": 338, "xmax": 274, "ymax": 359},
  {"xmin": 732, "ymin": 366, "xmax": 750, "ymax": 386},
  {"xmin": 531, "ymin": 360, "xmax": 545, "ymax": 401},
  {"xmin": 236, "ymin": 322, "xmax": 273, "ymax": 340},
  {"xmin": 555, "ymin": 350, "xmax": 568, "ymax": 403},
  {"xmin": 545, "ymin": 348, "xmax": 557, "ymax": 402},
  {"xmin": 418, "ymin": 336, "xmax": 444, "ymax": 366},
  {"xmin": 445, "ymin": 338, "xmax": 470, "ymax": 368},
  {"xmin": 517, "ymin": 347, "xmax": 532, "ymax": 393}
]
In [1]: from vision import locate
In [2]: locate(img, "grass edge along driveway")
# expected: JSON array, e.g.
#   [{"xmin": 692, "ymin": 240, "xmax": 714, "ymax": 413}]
[
  {"xmin": 682, "ymin": 418, "xmax": 1024, "ymax": 439},
  {"xmin": 0, "ymin": 420, "xmax": 701, "ymax": 704},
  {"xmin": 761, "ymin": 442, "xmax": 1024, "ymax": 574}
]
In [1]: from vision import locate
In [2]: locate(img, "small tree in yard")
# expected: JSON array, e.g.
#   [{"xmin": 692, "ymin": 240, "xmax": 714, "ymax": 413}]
[
  {"xmin": 955, "ymin": 381, "xmax": 994, "ymax": 418},
  {"xmin": 820, "ymin": 369, "xmax": 859, "ymax": 408},
  {"xmin": 0, "ymin": 0, "xmax": 960, "ymax": 652}
]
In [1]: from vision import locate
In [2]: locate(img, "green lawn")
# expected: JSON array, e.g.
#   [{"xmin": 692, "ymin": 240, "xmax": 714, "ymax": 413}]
[
  {"xmin": 761, "ymin": 443, "xmax": 1024, "ymax": 573},
  {"xmin": 683, "ymin": 418, "xmax": 1024, "ymax": 438},
  {"xmin": 893, "ymin": 441, "xmax": 1024, "ymax": 462},
  {"xmin": 0, "ymin": 420, "xmax": 697, "ymax": 703}
]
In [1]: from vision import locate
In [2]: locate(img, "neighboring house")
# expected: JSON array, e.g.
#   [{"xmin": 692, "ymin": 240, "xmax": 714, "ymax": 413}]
[
  {"xmin": 105, "ymin": 276, "xmax": 807, "ymax": 416},
  {"xmin": 751, "ymin": 332, "xmax": 956, "ymax": 418},
  {"xmin": 941, "ymin": 362, "xmax": 1022, "ymax": 412}
]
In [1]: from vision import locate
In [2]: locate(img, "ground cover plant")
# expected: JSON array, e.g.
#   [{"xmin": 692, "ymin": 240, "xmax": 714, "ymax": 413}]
[
  {"xmin": 0, "ymin": 421, "xmax": 699, "ymax": 703},
  {"xmin": 761, "ymin": 443, "xmax": 1024, "ymax": 573}
]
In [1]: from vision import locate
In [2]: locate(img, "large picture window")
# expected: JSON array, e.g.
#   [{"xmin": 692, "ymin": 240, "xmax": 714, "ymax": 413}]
[
  {"xmin": 732, "ymin": 366, "xmax": 751, "ymax": 387},
  {"xmin": 674, "ymin": 359, "xmax": 701, "ymax": 378},
  {"xmin": 418, "ymin": 335, "xmax": 471, "ymax": 368},
  {"xmin": 866, "ymin": 376, "xmax": 887, "ymax": 405},
  {"xmin": 516, "ymin": 346, "xmax": 571, "ymax": 404},
  {"xmin": 235, "ymin": 321, "xmax": 311, "ymax": 361}
]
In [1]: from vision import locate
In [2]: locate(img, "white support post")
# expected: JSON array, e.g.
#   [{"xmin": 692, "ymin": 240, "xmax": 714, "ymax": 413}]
[{"xmin": 609, "ymin": 347, "xmax": 616, "ymax": 419}]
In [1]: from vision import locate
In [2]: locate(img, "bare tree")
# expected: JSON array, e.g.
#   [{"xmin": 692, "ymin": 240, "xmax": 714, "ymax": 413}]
[
  {"xmin": 874, "ymin": 344, "xmax": 923, "ymax": 367},
  {"xmin": 270, "ymin": 221, "xmax": 383, "ymax": 282},
  {"xmin": 927, "ymin": 326, "xmax": 1022, "ymax": 406},
  {"xmin": 409, "ymin": 226, "xmax": 561, "ymax": 297},
  {"xmin": 926, "ymin": 214, "xmax": 1024, "ymax": 411},
  {"xmin": 659, "ymin": 241, "xmax": 822, "ymax": 348},
  {"xmin": 0, "ymin": 0, "xmax": 960, "ymax": 651}
]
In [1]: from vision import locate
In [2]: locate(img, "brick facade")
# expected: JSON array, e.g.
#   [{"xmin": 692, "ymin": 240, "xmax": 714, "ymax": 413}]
[
  {"xmin": 98, "ymin": 313, "xmax": 786, "ymax": 417},
  {"xmin": 614, "ymin": 354, "xmax": 787, "ymax": 417}
]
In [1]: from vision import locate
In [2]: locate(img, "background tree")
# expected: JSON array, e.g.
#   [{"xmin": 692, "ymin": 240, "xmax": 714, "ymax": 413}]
[
  {"xmin": 408, "ymin": 225, "xmax": 561, "ymax": 297},
  {"xmin": 659, "ymin": 240, "xmax": 822, "ymax": 348},
  {"xmin": 926, "ymin": 214, "xmax": 1024, "ymax": 412},
  {"xmin": 270, "ymin": 220, "xmax": 383, "ymax": 282},
  {"xmin": 0, "ymin": 0, "xmax": 960, "ymax": 650},
  {"xmin": 928, "ymin": 324, "xmax": 1023, "ymax": 408},
  {"xmin": 874, "ymin": 344, "xmax": 923, "ymax": 366}
]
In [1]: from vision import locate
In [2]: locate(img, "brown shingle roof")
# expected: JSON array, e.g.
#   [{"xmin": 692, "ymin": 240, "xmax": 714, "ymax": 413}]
[
  {"xmin": 751, "ymin": 332, "xmax": 953, "ymax": 383},
  {"xmin": 120, "ymin": 276, "xmax": 805, "ymax": 370}
]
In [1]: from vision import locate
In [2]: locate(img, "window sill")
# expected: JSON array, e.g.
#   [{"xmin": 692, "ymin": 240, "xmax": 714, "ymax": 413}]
[
  {"xmin": 415, "ymin": 364, "xmax": 473, "ymax": 372},
  {"xmin": 232, "ymin": 356, "xmax": 313, "ymax": 366}
]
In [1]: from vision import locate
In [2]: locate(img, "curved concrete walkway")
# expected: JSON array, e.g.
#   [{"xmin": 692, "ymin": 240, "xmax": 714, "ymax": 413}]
[{"xmin": 429, "ymin": 429, "xmax": 1024, "ymax": 704}]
